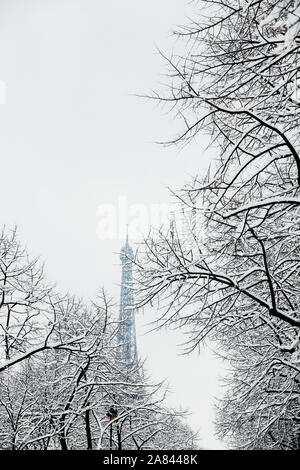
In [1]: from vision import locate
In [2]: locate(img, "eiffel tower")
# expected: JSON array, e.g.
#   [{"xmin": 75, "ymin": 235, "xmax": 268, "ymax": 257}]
[
  {"xmin": 106, "ymin": 231, "xmax": 141, "ymax": 446},
  {"xmin": 117, "ymin": 230, "xmax": 137, "ymax": 365}
]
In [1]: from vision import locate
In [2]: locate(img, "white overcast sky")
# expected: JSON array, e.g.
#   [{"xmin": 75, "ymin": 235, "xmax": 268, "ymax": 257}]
[{"xmin": 0, "ymin": 0, "xmax": 227, "ymax": 449}]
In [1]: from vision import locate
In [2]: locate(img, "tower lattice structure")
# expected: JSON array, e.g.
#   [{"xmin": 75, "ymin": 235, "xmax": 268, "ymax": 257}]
[{"xmin": 117, "ymin": 233, "xmax": 137, "ymax": 365}]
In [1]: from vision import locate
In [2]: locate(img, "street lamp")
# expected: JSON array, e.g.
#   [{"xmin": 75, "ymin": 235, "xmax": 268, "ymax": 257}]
[{"xmin": 107, "ymin": 406, "xmax": 118, "ymax": 449}]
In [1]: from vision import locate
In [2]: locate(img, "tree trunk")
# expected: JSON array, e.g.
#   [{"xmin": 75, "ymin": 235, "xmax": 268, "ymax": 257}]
[{"xmin": 85, "ymin": 408, "xmax": 93, "ymax": 449}]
